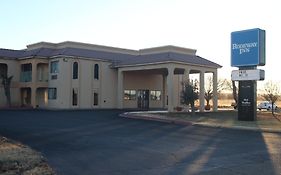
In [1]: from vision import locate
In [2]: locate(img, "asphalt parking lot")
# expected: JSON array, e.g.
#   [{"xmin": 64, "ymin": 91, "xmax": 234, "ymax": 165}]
[{"xmin": 0, "ymin": 110, "xmax": 281, "ymax": 175}]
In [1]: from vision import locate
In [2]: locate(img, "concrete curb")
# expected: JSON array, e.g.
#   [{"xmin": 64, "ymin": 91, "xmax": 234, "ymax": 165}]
[
  {"xmin": 193, "ymin": 123, "xmax": 281, "ymax": 133},
  {"xmin": 120, "ymin": 112, "xmax": 281, "ymax": 133},
  {"xmin": 120, "ymin": 112, "xmax": 193, "ymax": 126}
]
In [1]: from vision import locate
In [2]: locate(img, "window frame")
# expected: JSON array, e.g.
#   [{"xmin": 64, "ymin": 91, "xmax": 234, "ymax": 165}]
[
  {"xmin": 124, "ymin": 90, "xmax": 136, "ymax": 100},
  {"xmin": 93, "ymin": 92, "xmax": 99, "ymax": 106},
  {"xmin": 50, "ymin": 60, "xmax": 59, "ymax": 74},
  {"xmin": 94, "ymin": 64, "xmax": 99, "ymax": 80},
  {"xmin": 48, "ymin": 88, "xmax": 57, "ymax": 100},
  {"xmin": 72, "ymin": 88, "xmax": 78, "ymax": 106},
  {"xmin": 150, "ymin": 90, "xmax": 161, "ymax": 101},
  {"xmin": 72, "ymin": 62, "xmax": 78, "ymax": 79}
]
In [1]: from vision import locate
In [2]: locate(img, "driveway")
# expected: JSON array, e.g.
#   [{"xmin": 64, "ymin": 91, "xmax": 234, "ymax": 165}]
[{"xmin": 0, "ymin": 110, "xmax": 281, "ymax": 175}]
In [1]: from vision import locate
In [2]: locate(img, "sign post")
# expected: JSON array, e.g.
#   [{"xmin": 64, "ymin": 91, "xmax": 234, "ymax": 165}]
[
  {"xmin": 238, "ymin": 80, "xmax": 257, "ymax": 121},
  {"xmin": 231, "ymin": 28, "xmax": 266, "ymax": 121}
]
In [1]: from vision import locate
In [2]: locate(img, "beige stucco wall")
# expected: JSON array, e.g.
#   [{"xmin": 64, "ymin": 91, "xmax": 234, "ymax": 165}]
[
  {"xmin": 47, "ymin": 57, "xmax": 118, "ymax": 109},
  {"xmin": 100, "ymin": 62, "xmax": 118, "ymax": 108},
  {"xmin": 47, "ymin": 57, "xmax": 71, "ymax": 108},
  {"xmin": 17, "ymin": 58, "xmax": 49, "ymax": 108},
  {"xmin": 0, "ymin": 87, "xmax": 20, "ymax": 107},
  {"xmin": 0, "ymin": 59, "xmax": 21, "ymax": 107},
  {"xmin": 1, "ymin": 42, "xmax": 220, "ymax": 110},
  {"xmin": 123, "ymin": 72, "xmax": 165, "ymax": 109},
  {"xmin": 1, "ymin": 56, "xmax": 218, "ymax": 110},
  {"xmin": 118, "ymin": 62, "xmax": 218, "ymax": 111},
  {"xmin": 75, "ymin": 59, "xmax": 117, "ymax": 109},
  {"xmin": 173, "ymin": 75, "xmax": 182, "ymax": 107}
]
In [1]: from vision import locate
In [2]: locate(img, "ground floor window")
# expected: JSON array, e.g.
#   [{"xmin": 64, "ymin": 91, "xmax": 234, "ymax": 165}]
[
  {"xmin": 72, "ymin": 88, "xmax": 78, "ymax": 106},
  {"xmin": 150, "ymin": 90, "xmax": 161, "ymax": 101},
  {"xmin": 48, "ymin": 88, "xmax": 57, "ymax": 100},
  {"xmin": 93, "ymin": 92, "xmax": 99, "ymax": 106},
  {"xmin": 124, "ymin": 90, "xmax": 136, "ymax": 100}
]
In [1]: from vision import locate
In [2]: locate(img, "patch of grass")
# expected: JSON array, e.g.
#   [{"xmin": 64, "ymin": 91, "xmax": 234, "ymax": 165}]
[{"xmin": 156, "ymin": 110, "xmax": 281, "ymax": 130}]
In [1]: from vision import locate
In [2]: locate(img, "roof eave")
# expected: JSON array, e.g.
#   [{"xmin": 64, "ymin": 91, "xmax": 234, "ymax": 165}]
[
  {"xmin": 17, "ymin": 56, "xmax": 48, "ymax": 60},
  {"xmin": 111, "ymin": 60, "xmax": 222, "ymax": 69},
  {"xmin": 50, "ymin": 55, "xmax": 112, "ymax": 62}
]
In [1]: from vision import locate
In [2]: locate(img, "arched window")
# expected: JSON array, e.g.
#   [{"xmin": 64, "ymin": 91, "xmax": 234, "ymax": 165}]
[
  {"xmin": 94, "ymin": 64, "xmax": 99, "ymax": 80},
  {"xmin": 73, "ymin": 62, "xmax": 78, "ymax": 79}
]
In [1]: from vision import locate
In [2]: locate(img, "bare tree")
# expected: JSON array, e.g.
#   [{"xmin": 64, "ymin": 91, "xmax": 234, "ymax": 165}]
[
  {"xmin": 181, "ymin": 80, "xmax": 199, "ymax": 115},
  {"xmin": 225, "ymin": 80, "xmax": 238, "ymax": 109},
  {"xmin": 262, "ymin": 81, "xmax": 280, "ymax": 117},
  {"xmin": 1, "ymin": 74, "xmax": 13, "ymax": 107},
  {"xmin": 204, "ymin": 77, "xmax": 226, "ymax": 110}
]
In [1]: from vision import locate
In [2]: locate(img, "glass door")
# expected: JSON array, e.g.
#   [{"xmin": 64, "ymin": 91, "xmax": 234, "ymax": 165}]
[{"xmin": 137, "ymin": 90, "xmax": 149, "ymax": 109}]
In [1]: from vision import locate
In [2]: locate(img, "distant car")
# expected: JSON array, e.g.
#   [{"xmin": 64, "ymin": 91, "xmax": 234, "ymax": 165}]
[{"xmin": 257, "ymin": 101, "xmax": 278, "ymax": 111}]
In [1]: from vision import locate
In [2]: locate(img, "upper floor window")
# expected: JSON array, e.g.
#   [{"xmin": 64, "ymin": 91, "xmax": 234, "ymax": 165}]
[
  {"xmin": 50, "ymin": 61, "xmax": 59, "ymax": 73},
  {"xmin": 73, "ymin": 62, "xmax": 78, "ymax": 79},
  {"xmin": 94, "ymin": 64, "xmax": 99, "ymax": 80},
  {"xmin": 20, "ymin": 63, "xmax": 32, "ymax": 82},
  {"xmin": 21, "ymin": 63, "xmax": 32, "ymax": 72}
]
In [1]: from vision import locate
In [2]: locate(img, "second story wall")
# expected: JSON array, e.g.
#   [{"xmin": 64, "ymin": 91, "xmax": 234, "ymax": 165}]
[
  {"xmin": 47, "ymin": 57, "xmax": 117, "ymax": 109},
  {"xmin": 0, "ymin": 59, "xmax": 20, "ymax": 82},
  {"xmin": 48, "ymin": 57, "xmax": 71, "ymax": 108},
  {"xmin": 19, "ymin": 58, "xmax": 49, "ymax": 84}
]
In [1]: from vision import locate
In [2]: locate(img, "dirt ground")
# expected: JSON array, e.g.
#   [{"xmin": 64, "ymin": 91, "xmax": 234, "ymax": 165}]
[{"xmin": 0, "ymin": 136, "xmax": 55, "ymax": 175}]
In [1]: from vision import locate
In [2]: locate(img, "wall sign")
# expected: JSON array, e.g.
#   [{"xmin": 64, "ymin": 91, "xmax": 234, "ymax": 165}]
[
  {"xmin": 231, "ymin": 69, "xmax": 265, "ymax": 81},
  {"xmin": 231, "ymin": 28, "xmax": 266, "ymax": 67}
]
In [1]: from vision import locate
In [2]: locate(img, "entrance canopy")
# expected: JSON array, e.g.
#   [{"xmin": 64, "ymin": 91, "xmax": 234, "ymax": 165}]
[
  {"xmin": 114, "ymin": 46, "xmax": 221, "ymax": 112},
  {"xmin": 117, "ymin": 63, "xmax": 221, "ymax": 112}
]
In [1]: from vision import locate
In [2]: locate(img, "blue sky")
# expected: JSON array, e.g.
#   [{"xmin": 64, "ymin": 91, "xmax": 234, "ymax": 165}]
[{"xmin": 1, "ymin": 0, "xmax": 280, "ymax": 84}]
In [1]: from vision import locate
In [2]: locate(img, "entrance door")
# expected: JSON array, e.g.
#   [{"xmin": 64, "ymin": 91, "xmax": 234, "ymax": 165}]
[{"xmin": 137, "ymin": 90, "xmax": 149, "ymax": 109}]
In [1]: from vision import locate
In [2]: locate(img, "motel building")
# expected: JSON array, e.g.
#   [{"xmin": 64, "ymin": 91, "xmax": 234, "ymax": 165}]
[{"xmin": 0, "ymin": 41, "xmax": 221, "ymax": 112}]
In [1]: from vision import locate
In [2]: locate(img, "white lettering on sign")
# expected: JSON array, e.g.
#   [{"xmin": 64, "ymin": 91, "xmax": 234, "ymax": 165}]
[
  {"xmin": 232, "ymin": 42, "xmax": 258, "ymax": 54},
  {"xmin": 239, "ymin": 70, "xmax": 248, "ymax": 77},
  {"xmin": 242, "ymin": 98, "xmax": 251, "ymax": 106}
]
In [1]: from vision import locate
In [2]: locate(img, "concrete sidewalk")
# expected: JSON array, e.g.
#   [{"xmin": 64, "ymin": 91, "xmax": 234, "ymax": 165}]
[{"xmin": 120, "ymin": 110, "xmax": 281, "ymax": 133}]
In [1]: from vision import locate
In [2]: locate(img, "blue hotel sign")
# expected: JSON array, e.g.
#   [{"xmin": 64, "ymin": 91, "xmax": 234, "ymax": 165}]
[{"xmin": 231, "ymin": 28, "xmax": 265, "ymax": 67}]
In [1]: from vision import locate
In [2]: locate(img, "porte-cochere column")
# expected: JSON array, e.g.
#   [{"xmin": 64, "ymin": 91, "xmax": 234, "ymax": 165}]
[
  {"xmin": 167, "ymin": 66, "xmax": 175, "ymax": 112},
  {"xmin": 31, "ymin": 61, "xmax": 38, "ymax": 108},
  {"xmin": 162, "ymin": 74, "xmax": 167, "ymax": 108},
  {"xmin": 199, "ymin": 70, "xmax": 205, "ymax": 112},
  {"xmin": 183, "ymin": 68, "xmax": 190, "ymax": 82},
  {"xmin": 212, "ymin": 70, "xmax": 218, "ymax": 111},
  {"xmin": 117, "ymin": 70, "xmax": 124, "ymax": 109}
]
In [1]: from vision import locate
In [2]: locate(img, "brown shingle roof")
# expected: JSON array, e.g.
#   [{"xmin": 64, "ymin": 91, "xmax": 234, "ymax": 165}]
[{"xmin": 0, "ymin": 44, "xmax": 221, "ymax": 68}]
